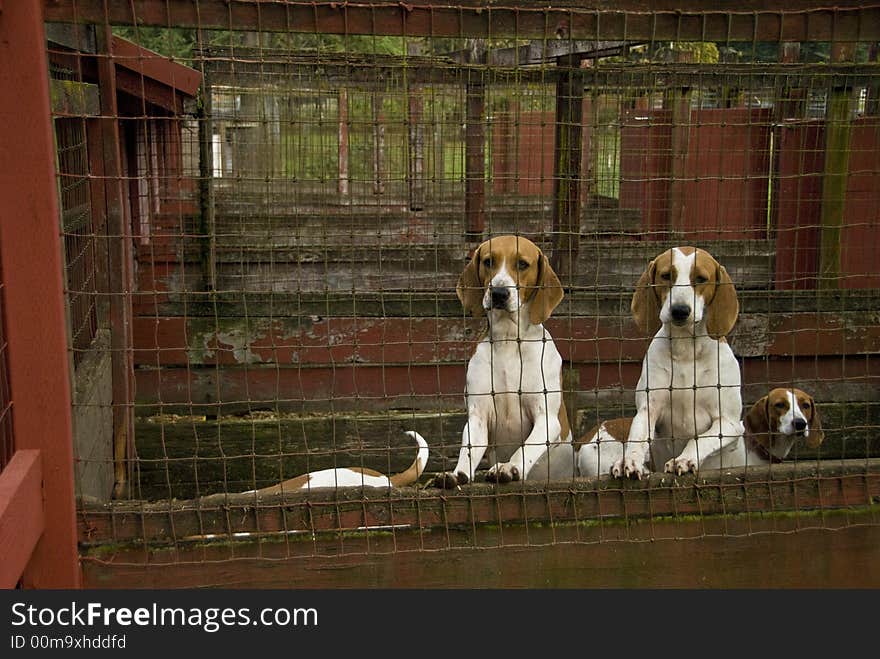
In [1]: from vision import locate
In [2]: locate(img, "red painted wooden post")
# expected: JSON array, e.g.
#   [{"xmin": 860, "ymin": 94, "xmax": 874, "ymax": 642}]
[
  {"xmin": 465, "ymin": 80, "xmax": 486, "ymax": 238},
  {"xmin": 95, "ymin": 26, "xmax": 136, "ymax": 499},
  {"xmin": 0, "ymin": 0, "xmax": 81, "ymax": 587}
]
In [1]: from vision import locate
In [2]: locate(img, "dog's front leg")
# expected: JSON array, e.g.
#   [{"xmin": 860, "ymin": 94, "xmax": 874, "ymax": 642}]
[
  {"xmin": 664, "ymin": 416, "xmax": 744, "ymax": 475},
  {"xmin": 430, "ymin": 414, "xmax": 489, "ymax": 489},
  {"xmin": 486, "ymin": 414, "xmax": 561, "ymax": 484},
  {"xmin": 612, "ymin": 391, "xmax": 664, "ymax": 479}
]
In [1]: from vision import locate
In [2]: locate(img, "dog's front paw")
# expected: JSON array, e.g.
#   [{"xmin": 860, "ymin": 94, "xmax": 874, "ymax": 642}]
[
  {"xmin": 428, "ymin": 471, "xmax": 469, "ymax": 489},
  {"xmin": 664, "ymin": 457, "xmax": 697, "ymax": 476},
  {"xmin": 485, "ymin": 463, "xmax": 520, "ymax": 484},
  {"xmin": 611, "ymin": 457, "xmax": 650, "ymax": 480}
]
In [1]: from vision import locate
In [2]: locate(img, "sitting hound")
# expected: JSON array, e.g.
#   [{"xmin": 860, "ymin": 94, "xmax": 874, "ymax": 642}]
[
  {"xmin": 612, "ymin": 246, "xmax": 744, "ymax": 479},
  {"xmin": 428, "ymin": 235, "xmax": 574, "ymax": 488}
]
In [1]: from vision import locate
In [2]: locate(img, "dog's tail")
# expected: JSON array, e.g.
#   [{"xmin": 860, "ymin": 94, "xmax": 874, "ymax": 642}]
[{"xmin": 389, "ymin": 431, "xmax": 430, "ymax": 487}]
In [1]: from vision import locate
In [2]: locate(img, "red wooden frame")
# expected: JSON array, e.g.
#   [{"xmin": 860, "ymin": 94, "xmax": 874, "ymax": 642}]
[
  {"xmin": 0, "ymin": 451, "xmax": 44, "ymax": 588},
  {"xmin": 0, "ymin": 0, "xmax": 81, "ymax": 587}
]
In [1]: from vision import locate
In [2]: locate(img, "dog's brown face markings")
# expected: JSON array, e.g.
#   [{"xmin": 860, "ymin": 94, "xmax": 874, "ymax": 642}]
[
  {"xmin": 457, "ymin": 235, "xmax": 563, "ymax": 326},
  {"xmin": 631, "ymin": 246, "xmax": 739, "ymax": 339},
  {"xmin": 745, "ymin": 387, "xmax": 825, "ymax": 458}
]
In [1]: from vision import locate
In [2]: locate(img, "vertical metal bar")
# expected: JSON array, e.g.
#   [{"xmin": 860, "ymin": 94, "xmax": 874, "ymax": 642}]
[
  {"xmin": 372, "ymin": 92, "xmax": 386, "ymax": 195},
  {"xmin": 94, "ymin": 26, "xmax": 135, "ymax": 498},
  {"xmin": 551, "ymin": 57, "xmax": 584, "ymax": 281},
  {"xmin": 867, "ymin": 43, "xmax": 880, "ymax": 116},
  {"xmin": 197, "ymin": 69, "xmax": 217, "ymax": 291},
  {"xmin": 408, "ymin": 87, "xmax": 425, "ymax": 211},
  {"xmin": 0, "ymin": 0, "xmax": 81, "ymax": 587},
  {"xmin": 465, "ymin": 80, "xmax": 485, "ymax": 238},
  {"xmin": 338, "ymin": 87, "xmax": 350, "ymax": 198}
]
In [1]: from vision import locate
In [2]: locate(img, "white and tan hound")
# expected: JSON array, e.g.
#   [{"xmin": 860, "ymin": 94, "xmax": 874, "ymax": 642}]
[
  {"xmin": 577, "ymin": 388, "xmax": 823, "ymax": 475},
  {"xmin": 244, "ymin": 431, "xmax": 428, "ymax": 496},
  {"xmin": 428, "ymin": 235, "xmax": 574, "ymax": 488},
  {"xmin": 612, "ymin": 246, "xmax": 744, "ymax": 479},
  {"xmin": 576, "ymin": 417, "xmax": 632, "ymax": 478},
  {"xmin": 729, "ymin": 388, "xmax": 824, "ymax": 466}
]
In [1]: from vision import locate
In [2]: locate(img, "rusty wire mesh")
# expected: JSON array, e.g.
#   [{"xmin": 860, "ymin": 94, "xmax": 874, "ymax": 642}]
[{"xmin": 41, "ymin": 1, "xmax": 880, "ymax": 584}]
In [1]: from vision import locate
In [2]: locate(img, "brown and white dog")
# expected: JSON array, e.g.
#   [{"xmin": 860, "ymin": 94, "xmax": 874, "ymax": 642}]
[
  {"xmin": 577, "ymin": 389, "xmax": 823, "ymax": 475},
  {"xmin": 244, "ymin": 431, "xmax": 428, "ymax": 496},
  {"xmin": 576, "ymin": 417, "xmax": 632, "ymax": 478},
  {"xmin": 428, "ymin": 235, "xmax": 574, "ymax": 488},
  {"xmin": 612, "ymin": 246, "xmax": 744, "ymax": 479},
  {"xmin": 732, "ymin": 388, "xmax": 824, "ymax": 465}
]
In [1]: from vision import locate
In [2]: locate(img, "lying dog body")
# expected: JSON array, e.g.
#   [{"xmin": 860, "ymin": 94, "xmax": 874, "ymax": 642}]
[
  {"xmin": 244, "ymin": 431, "xmax": 428, "ymax": 496},
  {"xmin": 577, "ymin": 388, "xmax": 823, "ymax": 476},
  {"xmin": 431, "ymin": 235, "xmax": 574, "ymax": 488}
]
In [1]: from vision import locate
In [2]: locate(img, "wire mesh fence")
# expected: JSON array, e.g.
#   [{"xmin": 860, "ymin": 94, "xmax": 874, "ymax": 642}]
[{"xmin": 38, "ymin": 1, "xmax": 880, "ymax": 585}]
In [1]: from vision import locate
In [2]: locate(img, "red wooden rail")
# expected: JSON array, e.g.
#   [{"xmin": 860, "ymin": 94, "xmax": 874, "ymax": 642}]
[
  {"xmin": 0, "ymin": 0, "xmax": 80, "ymax": 587},
  {"xmin": 0, "ymin": 452, "xmax": 44, "ymax": 588}
]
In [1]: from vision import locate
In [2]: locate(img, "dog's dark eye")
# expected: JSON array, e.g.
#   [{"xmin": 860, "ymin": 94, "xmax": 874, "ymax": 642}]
[
  {"xmin": 802, "ymin": 402, "xmax": 811, "ymax": 409},
  {"xmin": 660, "ymin": 272, "xmax": 671, "ymax": 281},
  {"xmin": 482, "ymin": 258, "xmax": 493, "ymax": 269},
  {"xmin": 517, "ymin": 259, "xmax": 530, "ymax": 271},
  {"xmin": 694, "ymin": 275, "xmax": 708, "ymax": 284},
  {"xmin": 775, "ymin": 401, "xmax": 787, "ymax": 409}
]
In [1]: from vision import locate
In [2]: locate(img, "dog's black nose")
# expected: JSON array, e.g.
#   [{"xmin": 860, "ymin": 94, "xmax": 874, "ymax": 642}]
[
  {"xmin": 490, "ymin": 287, "xmax": 510, "ymax": 309},
  {"xmin": 670, "ymin": 304, "xmax": 691, "ymax": 322},
  {"xmin": 793, "ymin": 418, "xmax": 807, "ymax": 432}
]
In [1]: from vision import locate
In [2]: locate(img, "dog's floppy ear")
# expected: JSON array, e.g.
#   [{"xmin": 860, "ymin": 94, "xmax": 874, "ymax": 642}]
[
  {"xmin": 528, "ymin": 253, "xmax": 564, "ymax": 326},
  {"xmin": 631, "ymin": 257, "xmax": 661, "ymax": 336},
  {"xmin": 457, "ymin": 247, "xmax": 485, "ymax": 318},
  {"xmin": 706, "ymin": 263, "xmax": 739, "ymax": 339},
  {"xmin": 744, "ymin": 395, "xmax": 771, "ymax": 451},
  {"xmin": 805, "ymin": 394, "xmax": 825, "ymax": 449}
]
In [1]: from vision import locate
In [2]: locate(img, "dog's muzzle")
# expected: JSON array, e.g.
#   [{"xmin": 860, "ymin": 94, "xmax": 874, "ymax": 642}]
[
  {"xmin": 792, "ymin": 418, "xmax": 807, "ymax": 435},
  {"xmin": 490, "ymin": 286, "xmax": 511, "ymax": 309}
]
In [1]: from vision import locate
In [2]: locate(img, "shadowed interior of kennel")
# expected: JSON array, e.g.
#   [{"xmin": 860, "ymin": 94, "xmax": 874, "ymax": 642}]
[{"xmin": 38, "ymin": 1, "xmax": 880, "ymax": 587}]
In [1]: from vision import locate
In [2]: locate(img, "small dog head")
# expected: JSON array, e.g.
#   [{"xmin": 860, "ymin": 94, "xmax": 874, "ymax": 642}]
[
  {"xmin": 457, "ymin": 235, "xmax": 563, "ymax": 325},
  {"xmin": 631, "ymin": 246, "xmax": 738, "ymax": 338},
  {"xmin": 745, "ymin": 388, "xmax": 825, "ymax": 459}
]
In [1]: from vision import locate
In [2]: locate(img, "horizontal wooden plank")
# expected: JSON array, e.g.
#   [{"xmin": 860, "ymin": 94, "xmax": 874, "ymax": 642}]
[
  {"xmin": 128, "ymin": 399, "xmax": 879, "ymax": 500},
  {"xmin": 44, "ymin": 1, "xmax": 880, "ymax": 41},
  {"xmin": 80, "ymin": 510, "xmax": 880, "ymax": 588},
  {"xmin": 77, "ymin": 458, "xmax": 880, "ymax": 548},
  {"xmin": 143, "ymin": 289, "xmax": 880, "ymax": 320},
  {"xmin": 132, "ymin": 310, "xmax": 880, "ymax": 368},
  {"xmin": 133, "ymin": 355, "xmax": 879, "ymax": 415},
  {"xmin": 0, "ymin": 451, "xmax": 44, "ymax": 588}
]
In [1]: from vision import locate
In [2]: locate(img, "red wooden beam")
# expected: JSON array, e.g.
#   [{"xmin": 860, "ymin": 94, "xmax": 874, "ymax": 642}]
[
  {"xmin": 465, "ymin": 81, "xmax": 486, "ymax": 237},
  {"xmin": 41, "ymin": 1, "xmax": 880, "ymax": 42},
  {"xmin": 0, "ymin": 451, "xmax": 44, "ymax": 589},
  {"xmin": 111, "ymin": 35, "xmax": 201, "ymax": 98},
  {"xmin": 95, "ymin": 27, "xmax": 136, "ymax": 500},
  {"xmin": 0, "ymin": 0, "xmax": 81, "ymax": 587}
]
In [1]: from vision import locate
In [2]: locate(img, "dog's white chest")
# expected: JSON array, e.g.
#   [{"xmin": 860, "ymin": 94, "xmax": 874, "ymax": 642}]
[
  {"xmin": 646, "ymin": 338, "xmax": 729, "ymax": 440},
  {"xmin": 466, "ymin": 332, "xmax": 561, "ymax": 460}
]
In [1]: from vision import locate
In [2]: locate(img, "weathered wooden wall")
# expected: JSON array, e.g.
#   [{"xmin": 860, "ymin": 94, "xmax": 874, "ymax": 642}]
[
  {"xmin": 80, "ymin": 515, "xmax": 880, "ymax": 588},
  {"xmin": 79, "ymin": 462, "xmax": 880, "ymax": 588}
]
